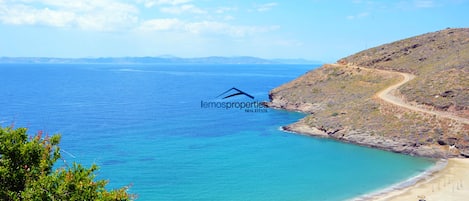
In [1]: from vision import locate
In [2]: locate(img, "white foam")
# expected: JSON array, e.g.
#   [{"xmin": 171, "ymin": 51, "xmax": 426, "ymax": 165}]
[{"xmin": 350, "ymin": 159, "xmax": 447, "ymax": 201}]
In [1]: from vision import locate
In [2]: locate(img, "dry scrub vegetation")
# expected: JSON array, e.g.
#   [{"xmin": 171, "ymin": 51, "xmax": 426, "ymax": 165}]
[
  {"xmin": 268, "ymin": 28, "xmax": 469, "ymax": 157},
  {"xmin": 339, "ymin": 28, "xmax": 469, "ymax": 116}
]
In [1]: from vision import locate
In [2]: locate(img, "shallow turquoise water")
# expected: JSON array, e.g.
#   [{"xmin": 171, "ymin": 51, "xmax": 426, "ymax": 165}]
[{"xmin": 0, "ymin": 64, "xmax": 434, "ymax": 200}]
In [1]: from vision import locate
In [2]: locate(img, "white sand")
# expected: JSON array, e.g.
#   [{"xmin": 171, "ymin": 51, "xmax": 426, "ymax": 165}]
[{"xmin": 371, "ymin": 158, "xmax": 469, "ymax": 201}]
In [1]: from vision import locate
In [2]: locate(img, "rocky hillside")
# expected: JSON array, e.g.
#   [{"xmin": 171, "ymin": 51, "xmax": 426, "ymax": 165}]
[
  {"xmin": 267, "ymin": 28, "xmax": 469, "ymax": 158},
  {"xmin": 339, "ymin": 28, "xmax": 469, "ymax": 117}
]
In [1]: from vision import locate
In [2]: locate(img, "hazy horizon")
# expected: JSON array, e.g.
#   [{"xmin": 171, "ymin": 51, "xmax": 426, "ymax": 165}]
[{"xmin": 1, "ymin": 0, "xmax": 469, "ymax": 62}]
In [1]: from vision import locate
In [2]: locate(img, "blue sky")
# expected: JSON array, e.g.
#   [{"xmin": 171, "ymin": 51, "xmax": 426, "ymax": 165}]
[{"xmin": 0, "ymin": 0, "xmax": 468, "ymax": 62}]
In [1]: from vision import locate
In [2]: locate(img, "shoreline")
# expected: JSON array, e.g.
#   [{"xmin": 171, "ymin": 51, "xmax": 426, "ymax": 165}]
[
  {"xmin": 352, "ymin": 159, "xmax": 447, "ymax": 201},
  {"xmin": 369, "ymin": 158, "xmax": 469, "ymax": 200},
  {"xmin": 278, "ymin": 123, "xmax": 469, "ymax": 201},
  {"xmin": 277, "ymin": 120, "xmax": 448, "ymax": 158}
]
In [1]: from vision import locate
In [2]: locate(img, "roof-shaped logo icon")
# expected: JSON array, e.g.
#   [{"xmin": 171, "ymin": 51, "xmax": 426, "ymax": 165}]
[{"xmin": 216, "ymin": 87, "xmax": 254, "ymax": 99}]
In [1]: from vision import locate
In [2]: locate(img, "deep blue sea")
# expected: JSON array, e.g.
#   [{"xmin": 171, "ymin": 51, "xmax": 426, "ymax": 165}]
[{"xmin": 0, "ymin": 63, "xmax": 433, "ymax": 200}]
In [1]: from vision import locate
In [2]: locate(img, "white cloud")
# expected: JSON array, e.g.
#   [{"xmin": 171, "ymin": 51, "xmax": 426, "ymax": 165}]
[
  {"xmin": 138, "ymin": 18, "xmax": 279, "ymax": 37},
  {"xmin": 215, "ymin": 6, "xmax": 237, "ymax": 14},
  {"xmin": 0, "ymin": 0, "xmax": 139, "ymax": 31},
  {"xmin": 413, "ymin": 0, "xmax": 435, "ymax": 8},
  {"xmin": 138, "ymin": 18, "xmax": 183, "ymax": 31},
  {"xmin": 160, "ymin": 4, "xmax": 206, "ymax": 14},
  {"xmin": 0, "ymin": 4, "xmax": 74, "ymax": 27},
  {"xmin": 0, "ymin": 0, "xmax": 279, "ymax": 36},
  {"xmin": 346, "ymin": 12, "xmax": 370, "ymax": 20},
  {"xmin": 138, "ymin": 0, "xmax": 192, "ymax": 8},
  {"xmin": 396, "ymin": 0, "xmax": 440, "ymax": 10},
  {"xmin": 255, "ymin": 2, "xmax": 278, "ymax": 12},
  {"xmin": 194, "ymin": 22, "xmax": 279, "ymax": 37},
  {"xmin": 223, "ymin": 15, "xmax": 235, "ymax": 21}
]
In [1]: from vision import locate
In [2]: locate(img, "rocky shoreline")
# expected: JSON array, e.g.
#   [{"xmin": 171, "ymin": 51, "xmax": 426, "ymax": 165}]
[
  {"xmin": 265, "ymin": 101, "xmax": 457, "ymax": 159},
  {"xmin": 265, "ymin": 28, "xmax": 469, "ymax": 159}
]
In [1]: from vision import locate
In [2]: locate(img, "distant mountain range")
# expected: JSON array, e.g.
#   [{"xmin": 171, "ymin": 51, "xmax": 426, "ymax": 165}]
[{"xmin": 0, "ymin": 56, "xmax": 321, "ymax": 65}]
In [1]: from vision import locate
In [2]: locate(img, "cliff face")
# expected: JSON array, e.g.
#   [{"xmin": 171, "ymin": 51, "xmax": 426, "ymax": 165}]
[{"xmin": 267, "ymin": 28, "xmax": 469, "ymax": 158}]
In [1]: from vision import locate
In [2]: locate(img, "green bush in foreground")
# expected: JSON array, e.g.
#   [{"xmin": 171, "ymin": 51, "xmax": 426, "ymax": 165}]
[{"xmin": 0, "ymin": 126, "xmax": 134, "ymax": 200}]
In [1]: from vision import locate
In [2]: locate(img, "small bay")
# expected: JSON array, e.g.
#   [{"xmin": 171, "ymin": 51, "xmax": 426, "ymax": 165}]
[{"xmin": 0, "ymin": 63, "xmax": 434, "ymax": 200}]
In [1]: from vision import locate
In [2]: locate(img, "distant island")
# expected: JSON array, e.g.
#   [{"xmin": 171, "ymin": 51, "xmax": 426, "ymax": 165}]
[
  {"xmin": 0, "ymin": 56, "xmax": 321, "ymax": 65},
  {"xmin": 266, "ymin": 28, "xmax": 469, "ymax": 158}
]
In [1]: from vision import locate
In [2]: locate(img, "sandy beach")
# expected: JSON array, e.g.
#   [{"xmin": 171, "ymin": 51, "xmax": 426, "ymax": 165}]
[{"xmin": 371, "ymin": 158, "xmax": 469, "ymax": 201}]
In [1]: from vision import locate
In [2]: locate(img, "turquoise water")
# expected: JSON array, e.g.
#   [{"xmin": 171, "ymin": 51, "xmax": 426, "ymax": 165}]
[{"xmin": 0, "ymin": 64, "xmax": 433, "ymax": 200}]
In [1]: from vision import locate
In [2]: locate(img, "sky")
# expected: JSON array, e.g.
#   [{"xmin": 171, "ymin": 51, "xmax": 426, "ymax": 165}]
[{"xmin": 0, "ymin": 0, "xmax": 468, "ymax": 62}]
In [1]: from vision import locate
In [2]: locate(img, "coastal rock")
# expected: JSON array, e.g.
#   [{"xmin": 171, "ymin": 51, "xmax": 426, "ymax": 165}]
[
  {"xmin": 267, "ymin": 28, "xmax": 469, "ymax": 158},
  {"xmin": 282, "ymin": 121, "xmax": 328, "ymax": 137},
  {"xmin": 460, "ymin": 150, "xmax": 469, "ymax": 158},
  {"xmin": 266, "ymin": 94, "xmax": 321, "ymax": 113}
]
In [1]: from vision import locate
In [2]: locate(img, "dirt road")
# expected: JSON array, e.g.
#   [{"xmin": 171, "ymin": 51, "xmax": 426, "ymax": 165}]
[{"xmin": 332, "ymin": 63, "xmax": 469, "ymax": 124}]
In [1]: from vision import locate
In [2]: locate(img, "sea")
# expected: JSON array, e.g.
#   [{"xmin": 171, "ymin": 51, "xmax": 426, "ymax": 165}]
[{"xmin": 0, "ymin": 63, "xmax": 434, "ymax": 201}]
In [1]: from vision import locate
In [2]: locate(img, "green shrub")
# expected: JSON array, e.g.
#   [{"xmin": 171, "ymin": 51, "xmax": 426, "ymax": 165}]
[{"xmin": 0, "ymin": 126, "xmax": 134, "ymax": 200}]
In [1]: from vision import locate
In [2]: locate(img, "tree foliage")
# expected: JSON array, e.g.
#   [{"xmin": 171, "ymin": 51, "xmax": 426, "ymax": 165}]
[{"xmin": 0, "ymin": 126, "xmax": 134, "ymax": 200}]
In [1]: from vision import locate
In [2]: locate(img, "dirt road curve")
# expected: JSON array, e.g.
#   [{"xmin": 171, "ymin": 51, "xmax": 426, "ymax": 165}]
[{"xmin": 333, "ymin": 63, "xmax": 469, "ymax": 124}]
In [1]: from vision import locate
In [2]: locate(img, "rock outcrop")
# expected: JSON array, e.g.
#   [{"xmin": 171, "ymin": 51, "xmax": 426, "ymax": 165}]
[{"xmin": 267, "ymin": 28, "xmax": 469, "ymax": 158}]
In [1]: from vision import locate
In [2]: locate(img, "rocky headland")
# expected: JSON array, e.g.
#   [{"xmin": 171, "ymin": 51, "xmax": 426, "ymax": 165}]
[{"xmin": 266, "ymin": 28, "xmax": 469, "ymax": 158}]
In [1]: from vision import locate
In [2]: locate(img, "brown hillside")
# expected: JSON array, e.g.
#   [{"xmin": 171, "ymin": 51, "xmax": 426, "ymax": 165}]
[
  {"xmin": 339, "ymin": 28, "xmax": 469, "ymax": 117},
  {"xmin": 267, "ymin": 28, "xmax": 469, "ymax": 158}
]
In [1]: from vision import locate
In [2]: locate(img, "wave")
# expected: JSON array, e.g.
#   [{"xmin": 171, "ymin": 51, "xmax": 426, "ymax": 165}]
[{"xmin": 350, "ymin": 159, "xmax": 448, "ymax": 201}]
